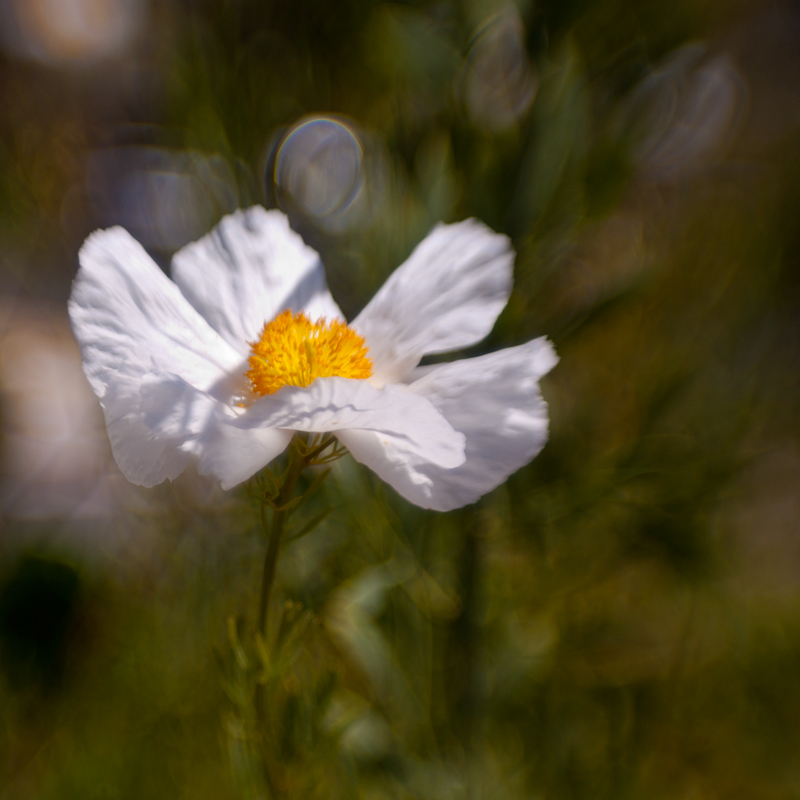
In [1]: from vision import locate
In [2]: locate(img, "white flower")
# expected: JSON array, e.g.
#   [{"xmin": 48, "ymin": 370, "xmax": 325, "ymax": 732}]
[{"xmin": 68, "ymin": 206, "xmax": 557, "ymax": 511}]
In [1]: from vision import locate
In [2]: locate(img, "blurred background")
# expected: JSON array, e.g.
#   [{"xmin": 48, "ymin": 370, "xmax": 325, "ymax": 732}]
[{"xmin": 1, "ymin": 0, "xmax": 800, "ymax": 797}]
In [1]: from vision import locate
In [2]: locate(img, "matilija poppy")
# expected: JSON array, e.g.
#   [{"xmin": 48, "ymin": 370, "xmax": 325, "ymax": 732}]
[{"xmin": 68, "ymin": 206, "xmax": 557, "ymax": 512}]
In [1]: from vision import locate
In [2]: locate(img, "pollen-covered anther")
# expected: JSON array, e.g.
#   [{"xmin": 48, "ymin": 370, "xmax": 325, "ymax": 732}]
[{"xmin": 246, "ymin": 309, "xmax": 373, "ymax": 396}]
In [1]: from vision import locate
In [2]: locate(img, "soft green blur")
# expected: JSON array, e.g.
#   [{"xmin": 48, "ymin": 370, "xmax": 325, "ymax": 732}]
[{"xmin": 1, "ymin": 0, "xmax": 800, "ymax": 798}]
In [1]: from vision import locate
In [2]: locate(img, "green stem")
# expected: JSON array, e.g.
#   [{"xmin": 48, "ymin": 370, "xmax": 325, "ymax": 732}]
[
  {"xmin": 253, "ymin": 434, "xmax": 337, "ymax": 798},
  {"xmin": 253, "ymin": 440, "xmax": 306, "ymax": 800},
  {"xmin": 257, "ymin": 434, "xmax": 336, "ymax": 638},
  {"xmin": 257, "ymin": 442, "xmax": 306, "ymax": 638}
]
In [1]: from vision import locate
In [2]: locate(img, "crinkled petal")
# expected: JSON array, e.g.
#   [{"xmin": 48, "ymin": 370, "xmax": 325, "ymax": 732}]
[
  {"xmin": 68, "ymin": 227, "xmax": 245, "ymax": 487},
  {"xmin": 113, "ymin": 371, "xmax": 293, "ymax": 491},
  {"xmin": 403, "ymin": 338, "xmax": 558, "ymax": 511},
  {"xmin": 197, "ymin": 424, "xmax": 294, "ymax": 491},
  {"xmin": 140, "ymin": 373, "xmax": 221, "ymax": 444},
  {"xmin": 208, "ymin": 377, "xmax": 465, "ymax": 491},
  {"xmin": 70, "ymin": 227, "xmax": 243, "ymax": 395},
  {"xmin": 171, "ymin": 207, "xmax": 343, "ymax": 353},
  {"xmin": 99, "ymin": 374, "xmax": 195, "ymax": 487},
  {"xmin": 353, "ymin": 219, "xmax": 513, "ymax": 384}
]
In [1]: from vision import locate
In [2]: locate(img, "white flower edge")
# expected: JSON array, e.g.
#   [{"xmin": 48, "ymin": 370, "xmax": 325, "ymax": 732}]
[
  {"xmin": 352, "ymin": 218, "xmax": 514, "ymax": 385},
  {"xmin": 340, "ymin": 338, "xmax": 558, "ymax": 511},
  {"xmin": 68, "ymin": 205, "xmax": 556, "ymax": 510}
]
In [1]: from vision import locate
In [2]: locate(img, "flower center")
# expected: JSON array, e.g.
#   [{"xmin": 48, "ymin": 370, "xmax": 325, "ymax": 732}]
[{"xmin": 246, "ymin": 309, "xmax": 373, "ymax": 396}]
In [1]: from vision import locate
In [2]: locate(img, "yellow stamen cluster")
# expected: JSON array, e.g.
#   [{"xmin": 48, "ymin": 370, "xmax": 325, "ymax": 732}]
[{"xmin": 246, "ymin": 309, "xmax": 373, "ymax": 396}]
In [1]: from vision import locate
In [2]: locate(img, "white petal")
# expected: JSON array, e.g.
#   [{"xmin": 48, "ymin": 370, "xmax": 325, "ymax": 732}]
[
  {"xmin": 198, "ymin": 424, "xmax": 293, "ymax": 491},
  {"xmin": 171, "ymin": 206, "xmax": 343, "ymax": 353},
  {"xmin": 140, "ymin": 373, "xmax": 221, "ymax": 443},
  {"xmin": 208, "ymin": 377, "xmax": 466, "ymax": 491},
  {"xmin": 109, "ymin": 371, "xmax": 293, "ymax": 491},
  {"xmin": 353, "ymin": 219, "xmax": 513, "ymax": 384},
  {"xmin": 404, "ymin": 338, "xmax": 558, "ymax": 511},
  {"xmin": 99, "ymin": 375, "xmax": 195, "ymax": 487},
  {"xmin": 68, "ymin": 227, "xmax": 245, "ymax": 487},
  {"xmin": 70, "ymin": 227, "xmax": 243, "ymax": 395}
]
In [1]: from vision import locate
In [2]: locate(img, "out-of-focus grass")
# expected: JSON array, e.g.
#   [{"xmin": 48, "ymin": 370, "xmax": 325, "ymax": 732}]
[{"xmin": 1, "ymin": 0, "xmax": 800, "ymax": 797}]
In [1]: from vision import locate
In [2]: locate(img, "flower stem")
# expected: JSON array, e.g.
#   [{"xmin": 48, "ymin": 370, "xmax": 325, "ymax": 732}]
[
  {"xmin": 251, "ymin": 434, "xmax": 338, "ymax": 798},
  {"xmin": 256, "ymin": 433, "xmax": 335, "ymax": 638},
  {"xmin": 257, "ymin": 441, "xmax": 307, "ymax": 639}
]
